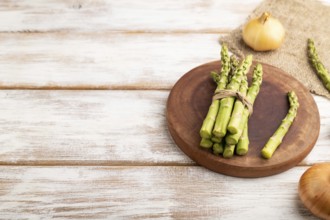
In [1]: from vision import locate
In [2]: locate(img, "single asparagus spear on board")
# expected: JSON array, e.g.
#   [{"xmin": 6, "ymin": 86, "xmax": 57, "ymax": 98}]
[
  {"xmin": 307, "ymin": 38, "xmax": 330, "ymax": 92},
  {"xmin": 212, "ymin": 55, "xmax": 253, "ymax": 138},
  {"xmin": 199, "ymin": 44, "xmax": 231, "ymax": 139},
  {"xmin": 225, "ymin": 64, "xmax": 263, "ymax": 145},
  {"xmin": 261, "ymin": 91, "xmax": 299, "ymax": 159}
]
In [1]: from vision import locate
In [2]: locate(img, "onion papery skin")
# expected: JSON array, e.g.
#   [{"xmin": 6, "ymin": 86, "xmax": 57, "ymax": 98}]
[
  {"xmin": 298, "ymin": 163, "xmax": 330, "ymax": 220},
  {"xmin": 242, "ymin": 12, "xmax": 285, "ymax": 51}
]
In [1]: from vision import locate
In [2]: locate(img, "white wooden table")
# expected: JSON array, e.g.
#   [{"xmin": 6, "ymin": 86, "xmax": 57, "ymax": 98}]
[{"xmin": 0, "ymin": 1, "xmax": 329, "ymax": 219}]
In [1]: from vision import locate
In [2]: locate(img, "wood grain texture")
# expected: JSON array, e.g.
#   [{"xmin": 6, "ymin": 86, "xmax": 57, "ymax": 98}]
[
  {"xmin": 0, "ymin": 166, "xmax": 319, "ymax": 219},
  {"xmin": 0, "ymin": 90, "xmax": 191, "ymax": 165},
  {"xmin": 0, "ymin": 0, "xmax": 328, "ymax": 89},
  {"xmin": 0, "ymin": 0, "xmax": 261, "ymax": 32},
  {"xmin": 167, "ymin": 61, "xmax": 320, "ymax": 177},
  {"xmin": 0, "ymin": 90, "xmax": 328, "ymax": 166},
  {"xmin": 0, "ymin": 0, "xmax": 329, "ymax": 219},
  {"xmin": 0, "ymin": 33, "xmax": 221, "ymax": 89}
]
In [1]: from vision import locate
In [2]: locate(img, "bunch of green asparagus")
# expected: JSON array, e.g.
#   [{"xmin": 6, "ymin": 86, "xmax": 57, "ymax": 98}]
[
  {"xmin": 199, "ymin": 44, "xmax": 263, "ymax": 158},
  {"xmin": 199, "ymin": 44, "xmax": 300, "ymax": 159}
]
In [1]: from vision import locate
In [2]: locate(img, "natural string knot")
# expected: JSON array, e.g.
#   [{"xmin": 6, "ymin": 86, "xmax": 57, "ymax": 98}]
[{"xmin": 212, "ymin": 90, "xmax": 253, "ymax": 116}]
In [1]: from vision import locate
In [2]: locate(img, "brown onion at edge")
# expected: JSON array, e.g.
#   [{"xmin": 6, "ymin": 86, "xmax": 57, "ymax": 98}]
[{"xmin": 298, "ymin": 163, "xmax": 330, "ymax": 219}]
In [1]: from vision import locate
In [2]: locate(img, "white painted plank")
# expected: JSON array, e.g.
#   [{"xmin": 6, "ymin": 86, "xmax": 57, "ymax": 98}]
[
  {"xmin": 0, "ymin": 33, "xmax": 221, "ymax": 89},
  {"xmin": 0, "ymin": 0, "xmax": 262, "ymax": 32},
  {"xmin": 0, "ymin": 1, "xmax": 329, "ymax": 89},
  {"xmin": 302, "ymin": 95, "xmax": 330, "ymax": 164},
  {"xmin": 0, "ymin": 90, "xmax": 191, "ymax": 165},
  {"xmin": 0, "ymin": 90, "xmax": 328, "ymax": 166},
  {"xmin": 0, "ymin": 166, "xmax": 318, "ymax": 219},
  {"xmin": 1, "ymin": 0, "xmax": 329, "ymax": 33}
]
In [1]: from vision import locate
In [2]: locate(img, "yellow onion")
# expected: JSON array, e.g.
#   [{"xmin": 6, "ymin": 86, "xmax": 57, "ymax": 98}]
[
  {"xmin": 242, "ymin": 12, "xmax": 285, "ymax": 51},
  {"xmin": 298, "ymin": 163, "xmax": 330, "ymax": 219}
]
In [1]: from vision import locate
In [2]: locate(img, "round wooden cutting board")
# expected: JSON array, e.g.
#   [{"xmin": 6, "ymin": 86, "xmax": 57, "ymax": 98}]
[{"xmin": 166, "ymin": 61, "xmax": 320, "ymax": 178}]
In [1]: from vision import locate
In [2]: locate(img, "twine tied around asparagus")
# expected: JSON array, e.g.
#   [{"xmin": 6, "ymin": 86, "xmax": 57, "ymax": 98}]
[{"xmin": 212, "ymin": 90, "xmax": 253, "ymax": 116}]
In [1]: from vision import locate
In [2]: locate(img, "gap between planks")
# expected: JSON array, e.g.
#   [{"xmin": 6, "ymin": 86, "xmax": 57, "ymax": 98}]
[
  {"xmin": 0, "ymin": 163, "xmax": 311, "ymax": 168},
  {"xmin": 0, "ymin": 85, "xmax": 172, "ymax": 91},
  {"xmin": 0, "ymin": 29, "xmax": 231, "ymax": 35},
  {"xmin": 0, "ymin": 160, "xmax": 314, "ymax": 168},
  {"xmin": 0, "ymin": 161, "xmax": 197, "ymax": 167}
]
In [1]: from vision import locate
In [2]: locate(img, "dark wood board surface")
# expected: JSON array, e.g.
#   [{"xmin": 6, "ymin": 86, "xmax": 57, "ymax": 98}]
[{"xmin": 166, "ymin": 60, "xmax": 320, "ymax": 178}]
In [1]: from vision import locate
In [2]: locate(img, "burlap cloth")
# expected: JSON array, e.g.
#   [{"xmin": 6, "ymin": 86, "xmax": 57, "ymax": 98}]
[{"xmin": 221, "ymin": 0, "xmax": 330, "ymax": 98}]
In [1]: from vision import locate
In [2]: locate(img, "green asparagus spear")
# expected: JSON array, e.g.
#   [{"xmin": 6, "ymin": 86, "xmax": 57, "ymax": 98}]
[
  {"xmin": 228, "ymin": 55, "xmax": 239, "ymax": 82},
  {"xmin": 227, "ymin": 75, "xmax": 249, "ymax": 134},
  {"xmin": 211, "ymin": 136, "xmax": 222, "ymax": 143},
  {"xmin": 225, "ymin": 64, "xmax": 263, "ymax": 144},
  {"xmin": 223, "ymin": 143, "xmax": 236, "ymax": 158},
  {"xmin": 200, "ymin": 138, "xmax": 213, "ymax": 149},
  {"xmin": 261, "ymin": 91, "xmax": 299, "ymax": 159},
  {"xmin": 225, "ymin": 111, "xmax": 247, "ymax": 145},
  {"xmin": 199, "ymin": 45, "xmax": 231, "ymax": 139},
  {"xmin": 236, "ymin": 122, "xmax": 249, "ymax": 156},
  {"xmin": 213, "ymin": 142, "xmax": 224, "ymax": 155},
  {"xmin": 307, "ymin": 38, "xmax": 330, "ymax": 92},
  {"xmin": 212, "ymin": 55, "xmax": 253, "ymax": 138}
]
